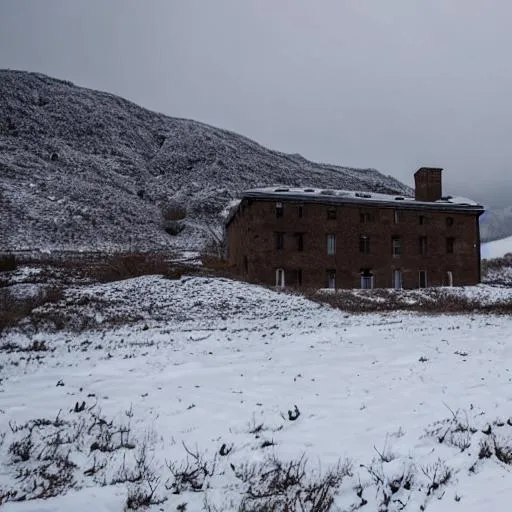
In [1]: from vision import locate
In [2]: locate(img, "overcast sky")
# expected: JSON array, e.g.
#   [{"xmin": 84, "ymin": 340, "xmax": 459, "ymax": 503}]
[{"xmin": 1, "ymin": 0, "xmax": 511, "ymax": 207}]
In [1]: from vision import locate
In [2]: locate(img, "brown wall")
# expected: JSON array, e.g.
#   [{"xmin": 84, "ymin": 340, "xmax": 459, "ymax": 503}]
[{"xmin": 227, "ymin": 198, "xmax": 481, "ymax": 289}]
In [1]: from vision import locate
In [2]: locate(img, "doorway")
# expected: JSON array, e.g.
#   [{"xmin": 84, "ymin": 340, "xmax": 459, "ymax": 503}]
[
  {"xmin": 393, "ymin": 269, "xmax": 403, "ymax": 290},
  {"xmin": 276, "ymin": 268, "xmax": 285, "ymax": 288}
]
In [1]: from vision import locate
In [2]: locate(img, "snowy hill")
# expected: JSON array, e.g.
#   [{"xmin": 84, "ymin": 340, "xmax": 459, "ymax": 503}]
[
  {"xmin": 481, "ymin": 234, "xmax": 512, "ymax": 260},
  {"xmin": 480, "ymin": 206, "xmax": 512, "ymax": 243},
  {"xmin": 2, "ymin": 273, "xmax": 512, "ymax": 510},
  {"xmin": 0, "ymin": 70, "xmax": 410, "ymax": 253}
]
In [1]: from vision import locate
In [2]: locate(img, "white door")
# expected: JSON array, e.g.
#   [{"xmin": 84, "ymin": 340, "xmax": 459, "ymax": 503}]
[
  {"xmin": 393, "ymin": 270, "xmax": 403, "ymax": 289},
  {"xmin": 276, "ymin": 268, "xmax": 285, "ymax": 288}
]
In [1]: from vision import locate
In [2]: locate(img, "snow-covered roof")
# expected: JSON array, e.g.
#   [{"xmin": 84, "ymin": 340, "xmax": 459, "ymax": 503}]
[{"xmin": 241, "ymin": 187, "xmax": 483, "ymax": 210}]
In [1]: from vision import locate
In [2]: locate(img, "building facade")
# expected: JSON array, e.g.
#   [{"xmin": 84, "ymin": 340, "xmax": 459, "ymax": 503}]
[{"xmin": 225, "ymin": 168, "xmax": 484, "ymax": 289}]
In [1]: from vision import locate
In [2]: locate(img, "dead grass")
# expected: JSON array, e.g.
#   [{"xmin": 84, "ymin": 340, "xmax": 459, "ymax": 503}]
[{"xmin": 304, "ymin": 287, "xmax": 512, "ymax": 315}]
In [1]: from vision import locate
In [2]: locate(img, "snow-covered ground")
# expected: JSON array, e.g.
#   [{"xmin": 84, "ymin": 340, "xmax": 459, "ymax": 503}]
[
  {"xmin": 2, "ymin": 276, "xmax": 512, "ymax": 510},
  {"xmin": 481, "ymin": 234, "xmax": 512, "ymax": 260}
]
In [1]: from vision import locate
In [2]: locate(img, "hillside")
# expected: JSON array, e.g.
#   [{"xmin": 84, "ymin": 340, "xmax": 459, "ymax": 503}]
[
  {"xmin": 0, "ymin": 70, "xmax": 411, "ymax": 254},
  {"xmin": 480, "ymin": 206, "xmax": 512, "ymax": 243}
]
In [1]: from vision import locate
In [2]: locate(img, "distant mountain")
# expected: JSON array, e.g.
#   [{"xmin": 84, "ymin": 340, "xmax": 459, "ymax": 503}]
[
  {"xmin": 480, "ymin": 206, "xmax": 512, "ymax": 243},
  {"xmin": 0, "ymin": 70, "xmax": 411, "ymax": 253}
]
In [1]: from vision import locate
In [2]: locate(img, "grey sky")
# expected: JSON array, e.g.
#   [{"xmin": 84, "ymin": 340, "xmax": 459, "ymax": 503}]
[{"xmin": 1, "ymin": 0, "xmax": 511, "ymax": 207}]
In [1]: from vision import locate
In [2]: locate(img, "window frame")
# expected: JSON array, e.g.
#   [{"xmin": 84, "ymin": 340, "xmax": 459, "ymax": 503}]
[
  {"xmin": 327, "ymin": 233, "xmax": 336, "ymax": 255},
  {"xmin": 275, "ymin": 232, "xmax": 284, "ymax": 250},
  {"xmin": 359, "ymin": 234, "xmax": 370, "ymax": 254},
  {"xmin": 446, "ymin": 237, "xmax": 455, "ymax": 254},
  {"xmin": 392, "ymin": 236, "xmax": 402, "ymax": 257}
]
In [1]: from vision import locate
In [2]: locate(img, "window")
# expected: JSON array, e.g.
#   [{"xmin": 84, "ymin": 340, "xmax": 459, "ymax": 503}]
[
  {"xmin": 326, "ymin": 269, "xmax": 336, "ymax": 289},
  {"xmin": 359, "ymin": 235, "xmax": 370, "ymax": 254},
  {"xmin": 394, "ymin": 210, "xmax": 402, "ymax": 224},
  {"xmin": 446, "ymin": 271, "xmax": 453, "ymax": 287},
  {"xmin": 275, "ymin": 232, "xmax": 284, "ymax": 250},
  {"xmin": 276, "ymin": 202, "xmax": 283, "ymax": 218},
  {"xmin": 392, "ymin": 236, "xmax": 402, "ymax": 257},
  {"xmin": 419, "ymin": 236, "xmax": 428, "ymax": 255},
  {"xmin": 276, "ymin": 268, "xmax": 285, "ymax": 288},
  {"xmin": 327, "ymin": 207, "xmax": 337, "ymax": 220},
  {"xmin": 327, "ymin": 234, "xmax": 336, "ymax": 255},
  {"xmin": 419, "ymin": 270, "xmax": 427, "ymax": 288},
  {"xmin": 360, "ymin": 211, "xmax": 375, "ymax": 223},
  {"xmin": 446, "ymin": 217, "xmax": 454, "ymax": 227},
  {"xmin": 419, "ymin": 215, "xmax": 425, "ymax": 225},
  {"xmin": 243, "ymin": 255, "xmax": 248, "ymax": 273},
  {"xmin": 361, "ymin": 269, "xmax": 374, "ymax": 289},
  {"xmin": 446, "ymin": 237, "xmax": 454, "ymax": 254},
  {"xmin": 294, "ymin": 268, "xmax": 303, "ymax": 287},
  {"xmin": 295, "ymin": 233, "xmax": 304, "ymax": 252},
  {"xmin": 298, "ymin": 206, "xmax": 303, "ymax": 218}
]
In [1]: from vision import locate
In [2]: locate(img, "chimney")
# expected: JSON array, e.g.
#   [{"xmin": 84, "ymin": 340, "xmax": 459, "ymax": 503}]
[{"xmin": 414, "ymin": 167, "xmax": 443, "ymax": 202}]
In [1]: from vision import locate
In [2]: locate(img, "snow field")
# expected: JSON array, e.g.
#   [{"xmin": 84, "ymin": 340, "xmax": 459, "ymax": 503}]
[{"xmin": 1, "ymin": 276, "xmax": 512, "ymax": 510}]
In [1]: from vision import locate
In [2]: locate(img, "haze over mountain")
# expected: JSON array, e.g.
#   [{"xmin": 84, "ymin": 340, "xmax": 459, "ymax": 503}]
[{"xmin": 0, "ymin": 70, "xmax": 411, "ymax": 253}]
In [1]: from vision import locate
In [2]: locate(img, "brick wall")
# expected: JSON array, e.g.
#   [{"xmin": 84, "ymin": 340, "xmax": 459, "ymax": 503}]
[{"xmin": 227, "ymin": 198, "xmax": 481, "ymax": 289}]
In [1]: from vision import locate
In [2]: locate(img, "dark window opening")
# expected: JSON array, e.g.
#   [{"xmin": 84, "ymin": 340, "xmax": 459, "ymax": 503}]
[
  {"xmin": 419, "ymin": 236, "xmax": 428, "ymax": 255},
  {"xmin": 295, "ymin": 233, "xmax": 304, "ymax": 251},
  {"xmin": 394, "ymin": 210, "xmax": 402, "ymax": 224},
  {"xmin": 419, "ymin": 270, "xmax": 427, "ymax": 288},
  {"xmin": 419, "ymin": 215, "xmax": 425, "ymax": 225},
  {"xmin": 446, "ymin": 237, "xmax": 455, "ymax": 254},
  {"xmin": 446, "ymin": 217, "xmax": 454, "ymax": 227},
  {"xmin": 327, "ymin": 207, "xmax": 337, "ymax": 220},
  {"xmin": 360, "ymin": 211, "xmax": 375, "ymax": 223},
  {"xmin": 294, "ymin": 268, "xmax": 303, "ymax": 286},
  {"xmin": 276, "ymin": 202, "xmax": 283, "ymax": 218},
  {"xmin": 359, "ymin": 235, "xmax": 370, "ymax": 254},
  {"xmin": 275, "ymin": 232, "xmax": 284, "ymax": 250},
  {"xmin": 392, "ymin": 236, "xmax": 402, "ymax": 257},
  {"xmin": 243, "ymin": 255, "xmax": 248, "ymax": 273},
  {"xmin": 326, "ymin": 269, "xmax": 336, "ymax": 289},
  {"xmin": 298, "ymin": 206, "xmax": 303, "ymax": 218}
]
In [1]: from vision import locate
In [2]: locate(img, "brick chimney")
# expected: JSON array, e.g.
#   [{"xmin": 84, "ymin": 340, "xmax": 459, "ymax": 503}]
[{"xmin": 414, "ymin": 167, "xmax": 443, "ymax": 202}]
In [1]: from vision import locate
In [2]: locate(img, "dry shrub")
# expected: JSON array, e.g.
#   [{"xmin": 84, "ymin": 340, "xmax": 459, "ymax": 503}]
[
  {"xmin": 0, "ymin": 286, "xmax": 63, "ymax": 334},
  {"xmin": 162, "ymin": 204, "xmax": 187, "ymax": 221},
  {"xmin": 0, "ymin": 253, "xmax": 17, "ymax": 272},
  {"xmin": 306, "ymin": 288, "xmax": 508, "ymax": 315},
  {"xmin": 82, "ymin": 253, "xmax": 172, "ymax": 283}
]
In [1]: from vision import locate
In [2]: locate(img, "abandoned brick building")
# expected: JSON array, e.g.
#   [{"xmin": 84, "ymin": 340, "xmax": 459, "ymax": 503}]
[{"xmin": 225, "ymin": 168, "xmax": 484, "ymax": 289}]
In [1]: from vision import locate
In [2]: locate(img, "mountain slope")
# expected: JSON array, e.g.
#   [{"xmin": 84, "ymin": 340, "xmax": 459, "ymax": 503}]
[
  {"xmin": 0, "ymin": 70, "xmax": 411, "ymax": 253},
  {"xmin": 480, "ymin": 206, "xmax": 512, "ymax": 243}
]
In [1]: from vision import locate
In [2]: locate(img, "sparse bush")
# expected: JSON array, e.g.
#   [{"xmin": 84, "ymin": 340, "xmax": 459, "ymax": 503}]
[
  {"xmin": 0, "ymin": 253, "xmax": 17, "ymax": 272},
  {"xmin": 236, "ymin": 454, "xmax": 351, "ymax": 512},
  {"xmin": 166, "ymin": 443, "xmax": 217, "ymax": 494},
  {"xmin": 0, "ymin": 285, "xmax": 63, "ymax": 334},
  {"xmin": 84, "ymin": 252, "xmax": 172, "ymax": 282}
]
